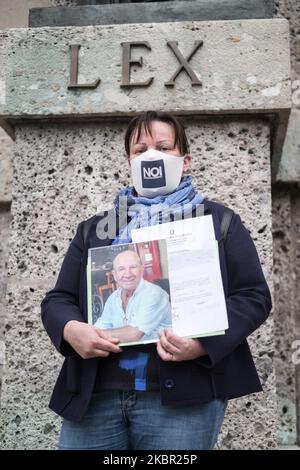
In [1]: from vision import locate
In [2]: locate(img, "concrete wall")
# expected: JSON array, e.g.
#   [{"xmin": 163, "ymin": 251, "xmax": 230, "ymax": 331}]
[
  {"xmin": 275, "ymin": 0, "xmax": 300, "ymax": 182},
  {"xmin": 272, "ymin": 184, "xmax": 300, "ymax": 446},
  {"xmin": 293, "ymin": 192, "xmax": 300, "ymax": 445},
  {"xmin": 0, "ymin": 129, "xmax": 12, "ymax": 204},
  {"xmin": 273, "ymin": 0, "xmax": 300, "ymax": 445},
  {"xmin": 0, "ymin": 20, "xmax": 290, "ymax": 120},
  {"xmin": 272, "ymin": 186, "xmax": 297, "ymax": 444},
  {"xmin": 0, "ymin": 128, "xmax": 13, "ymax": 401}
]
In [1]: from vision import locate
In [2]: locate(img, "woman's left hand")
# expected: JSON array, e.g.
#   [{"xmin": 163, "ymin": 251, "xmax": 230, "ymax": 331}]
[{"xmin": 157, "ymin": 329, "xmax": 207, "ymax": 362}]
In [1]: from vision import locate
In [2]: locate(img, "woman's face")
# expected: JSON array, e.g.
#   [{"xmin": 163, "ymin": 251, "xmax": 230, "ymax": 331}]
[{"xmin": 129, "ymin": 120, "xmax": 192, "ymax": 173}]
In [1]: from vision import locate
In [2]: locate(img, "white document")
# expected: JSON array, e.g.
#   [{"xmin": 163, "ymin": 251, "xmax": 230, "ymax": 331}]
[{"xmin": 132, "ymin": 215, "xmax": 228, "ymax": 338}]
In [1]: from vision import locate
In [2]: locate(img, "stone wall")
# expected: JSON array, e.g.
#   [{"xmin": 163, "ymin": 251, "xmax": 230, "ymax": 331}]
[
  {"xmin": 275, "ymin": 0, "xmax": 300, "ymax": 182},
  {"xmin": 0, "ymin": 117, "xmax": 276, "ymax": 449},
  {"xmin": 0, "ymin": 127, "xmax": 13, "ymax": 400},
  {"xmin": 271, "ymin": 183, "xmax": 300, "ymax": 446},
  {"xmin": 0, "ymin": 128, "xmax": 12, "ymax": 204},
  {"xmin": 292, "ymin": 191, "xmax": 300, "ymax": 444},
  {"xmin": 272, "ymin": 186, "xmax": 297, "ymax": 444},
  {"xmin": 273, "ymin": 0, "xmax": 300, "ymax": 445}
]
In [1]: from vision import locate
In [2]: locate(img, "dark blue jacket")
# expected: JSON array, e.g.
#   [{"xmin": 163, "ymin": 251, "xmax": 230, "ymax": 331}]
[{"xmin": 41, "ymin": 199, "xmax": 272, "ymax": 422}]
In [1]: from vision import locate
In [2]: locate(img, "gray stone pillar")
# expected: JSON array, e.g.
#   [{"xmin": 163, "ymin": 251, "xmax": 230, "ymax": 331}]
[
  {"xmin": 0, "ymin": 128, "xmax": 13, "ymax": 403},
  {"xmin": 0, "ymin": 16, "xmax": 291, "ymax": 449},
  {"xmin": 293, "ymin": 193, "xmax": 300, "ymax": 446},
  {"xmin": 273, "ymin": 0, "xmax": 300, "ymax": 446},
  {"xmin": 272, "ymin": 185, "xmax": 297, "ymax": 445}
]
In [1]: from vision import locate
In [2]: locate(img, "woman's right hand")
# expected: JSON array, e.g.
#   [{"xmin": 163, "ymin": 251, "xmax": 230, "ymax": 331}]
[{"xmin": 63, "ymin": 320, "xmax": 122, "ymax": 359}]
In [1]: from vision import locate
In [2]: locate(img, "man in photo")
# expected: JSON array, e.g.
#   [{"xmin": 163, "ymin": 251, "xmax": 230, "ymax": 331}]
[{"xmin": 94, "ymin": 249, "xmax": 171, "ymax": 343}]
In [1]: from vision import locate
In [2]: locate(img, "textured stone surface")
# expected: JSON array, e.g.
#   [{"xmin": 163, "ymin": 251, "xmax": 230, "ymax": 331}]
[
  {"xmin": 0, "ymin": 125, "xmax": 13, "ymax": 400},
  {"xmin": 275, "ymin": 1, "xmax": 300, "ymax": 83},
  {"xmin": 0, "ymin": 282, "xmax": 64, "ymax": 449},
  {"xmin": 273, "ymin": 0, "xmax": 300, "ymax": 445},
  {"xmin": 29, "ymin": 0, "xmax": 274, "ymax": 28},
  {"xmin": 0, "ymin": 19, "xmax": 291, "ymax": 120},
  {"xmin": 275, "ymin": 1, "xmax": 300, "ymax": 181},
  {"xmin": 278, "ymin": 109, "xmax": 300, "ymax": 182},
  {"xmin": 271, "ymin": 185, "xmax": 300, "ymax": 446},
  {"xmin": 0, "ymin": 117, "xmax": 276, "ymax": 449},
  {"xmin": 0, "ymin": 1, "xmax": 52, "ymax": 29},
  {"xmin": 0, "ymin": 210, "xmax": 11, "ymax": 400},
  {"xmin": 0, "ymin": 127, "xmax": 13, "ymax": 203},
  {"xmin": 272, "ymin": 186, "xmax": 297, "ymax": 445}
]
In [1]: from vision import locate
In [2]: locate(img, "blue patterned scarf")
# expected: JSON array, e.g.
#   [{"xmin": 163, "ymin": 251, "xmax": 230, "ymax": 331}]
[{"xmin": 112, "ymin": 175, "xmax": 205, "ymax": 245}]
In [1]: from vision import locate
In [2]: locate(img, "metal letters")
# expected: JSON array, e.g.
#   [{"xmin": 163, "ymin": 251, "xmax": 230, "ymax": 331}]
[
  {"xmin": 121, "ymin": 41, "xmax": 154, "ymax": 88},
  {"xmin": 165, "ymin": 40, "xmax": 203, "ymax": 87},
  {"xmin": 68, "ymin": 45, "xmax": 101, "ymax": 89},
  {"xmin": 68, "ymin": 40, "xmax": 203, "ymax": 90}
]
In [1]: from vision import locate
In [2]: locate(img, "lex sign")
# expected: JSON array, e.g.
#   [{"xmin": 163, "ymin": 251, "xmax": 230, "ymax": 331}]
[{"xmin": 68, "ymin": 40, "xmax": 203, "ymax": 90}]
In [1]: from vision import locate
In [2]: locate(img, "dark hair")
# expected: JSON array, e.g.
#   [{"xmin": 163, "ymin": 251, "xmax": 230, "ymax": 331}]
[{"xmin": 124, "ymin": 111, "xmax": 190, "ymax": 157}]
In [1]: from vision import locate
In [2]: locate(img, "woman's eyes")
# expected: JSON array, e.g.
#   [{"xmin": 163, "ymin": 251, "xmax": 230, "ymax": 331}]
[{"xmin": 134, "ymin": 146, "xmax": 172, "ymax": 154}]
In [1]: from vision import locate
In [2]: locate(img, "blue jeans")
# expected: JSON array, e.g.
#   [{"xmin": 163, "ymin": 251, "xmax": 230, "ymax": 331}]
[{"xmin": 58, "ymin": 391, "xmax": 227, "ymax": 450}]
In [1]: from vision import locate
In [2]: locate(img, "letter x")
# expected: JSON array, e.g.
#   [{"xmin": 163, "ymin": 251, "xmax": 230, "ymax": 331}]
[{"xmin": 165, "ymin": 40, "xmax": 203, "ymax": 87}]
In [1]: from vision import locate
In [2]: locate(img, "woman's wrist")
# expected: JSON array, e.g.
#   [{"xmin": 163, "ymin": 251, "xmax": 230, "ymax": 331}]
[{"xmin": 63, "ymin": 320, "xmax": 80, "ymax": 343}]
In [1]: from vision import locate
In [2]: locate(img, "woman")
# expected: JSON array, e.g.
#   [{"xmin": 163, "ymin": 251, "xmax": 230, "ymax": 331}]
[{"xmin": 41, "ymin": 110, "xmax": 272, "ymax": 450}]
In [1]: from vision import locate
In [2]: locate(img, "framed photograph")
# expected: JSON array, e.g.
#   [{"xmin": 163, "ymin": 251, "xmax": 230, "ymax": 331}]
[{"xmin": 87, "ymin": 239, "xmax": 172, "ymax": 346}]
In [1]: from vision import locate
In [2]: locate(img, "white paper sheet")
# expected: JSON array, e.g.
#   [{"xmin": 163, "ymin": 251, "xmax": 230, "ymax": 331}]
[{"xmin": 132, "ymin": 215, "xmax": 228, "ymax": 337}]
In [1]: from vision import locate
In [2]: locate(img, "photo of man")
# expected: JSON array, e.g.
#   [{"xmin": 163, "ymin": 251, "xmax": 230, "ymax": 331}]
[{"xmin": 91, "ymin": 242, "xmax": 172, "ymax": 344}]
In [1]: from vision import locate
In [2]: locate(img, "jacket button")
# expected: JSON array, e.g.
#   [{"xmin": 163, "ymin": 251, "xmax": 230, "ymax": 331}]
[{"xmin": 164, "ymin": 379, "xmax": 175, "ymax": 390}]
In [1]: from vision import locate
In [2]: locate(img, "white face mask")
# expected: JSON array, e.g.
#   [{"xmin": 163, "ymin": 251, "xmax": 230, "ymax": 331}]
[{"xmin": 130, "ymin": 149, "xmax": 184, "ymax": 198}]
